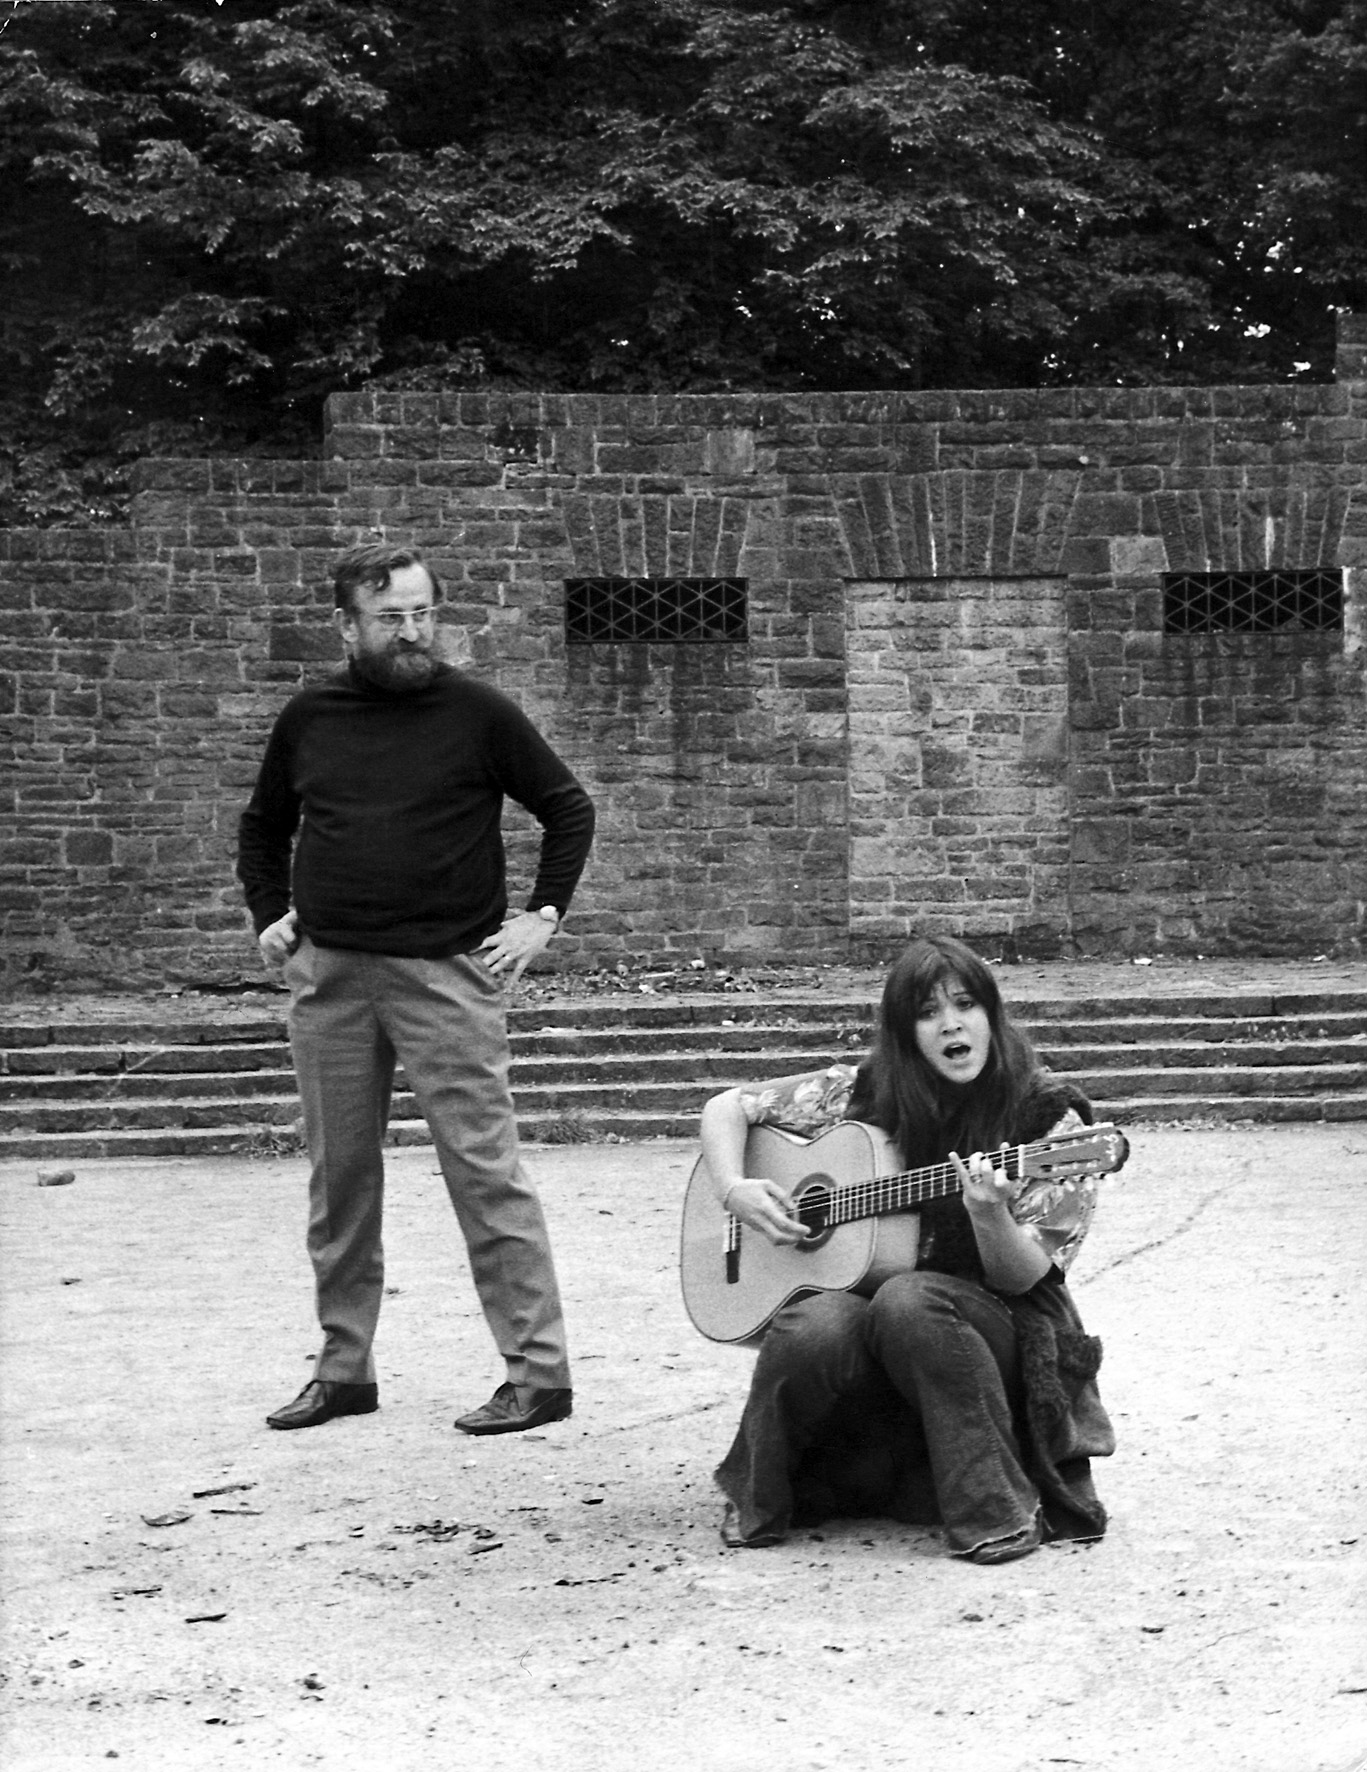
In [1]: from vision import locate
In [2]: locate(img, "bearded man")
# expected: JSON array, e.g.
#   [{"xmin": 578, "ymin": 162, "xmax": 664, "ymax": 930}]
[{"xmin": 236, "ymin": 542, "xmax": 595, "ymax": 1437}]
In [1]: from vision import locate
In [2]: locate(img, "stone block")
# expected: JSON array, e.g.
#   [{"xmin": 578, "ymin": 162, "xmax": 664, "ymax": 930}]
[
  {"xmin": 1072, "ymin": 820, "xmax": 1132, "ymax": 865},
  {"xmin": 705, "ymin": 430, "xmax": 756, "ymax": 476},
  {"xmin": 130, "ymin": 460, "xmax": 213, "ymax": 493},
  {"xmin": 1110, "ymin": 535, "xmax": 1168, "ymax": 575},
  {"xmin": 63, "ymin": 830, "xmax": 113, "ymax": 867},
  {"xmin": 269, "ymin": 624, "xmax": 342, "ymax": 662},
  {"xmin": 1060, "ymin": 538, "xmax": 1112, "ymax": 575}
]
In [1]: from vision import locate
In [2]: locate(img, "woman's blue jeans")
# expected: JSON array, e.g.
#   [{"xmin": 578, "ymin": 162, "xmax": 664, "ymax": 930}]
[{"xmin": 715, "ymin": 1270, "xmax": 1040, "ymax": 1555}]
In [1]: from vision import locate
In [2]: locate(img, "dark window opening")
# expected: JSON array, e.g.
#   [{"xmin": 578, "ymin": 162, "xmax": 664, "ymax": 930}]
[
  {"xmin": 565, "ymin": 577, "xmax": 748, "ymax": 643},
  {"xmin": 1162, "ymin": 570, "xmax": 1343, "ymax": 633}
]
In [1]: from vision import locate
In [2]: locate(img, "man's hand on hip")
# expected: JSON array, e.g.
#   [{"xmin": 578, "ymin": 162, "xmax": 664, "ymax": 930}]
[
  {"xmin": 478, "ymin": 911, "xmax": 554, "ymax": 985},
  {"xmin": 258, "ymin": 909, "xmax": 300, "ymax": 967}
]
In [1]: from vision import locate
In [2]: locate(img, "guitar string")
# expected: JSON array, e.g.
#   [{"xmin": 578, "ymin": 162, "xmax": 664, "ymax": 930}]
[
  {"xmin": 820, "ymin": 1140, "xmax": 1097, "ymax": 1224},
  {"xmin": 792, "ymin": 1133, "xmax": 1112, "ymax": 1227},
  {"xmin": 803, "ymin": 1155, "xmax": 980, "ymax": 1226}
]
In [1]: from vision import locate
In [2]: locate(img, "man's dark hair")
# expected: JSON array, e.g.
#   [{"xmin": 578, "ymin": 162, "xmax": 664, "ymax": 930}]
[{"xmin": 333, "ymin": 543, "xmax": 443, "ymax": 614}]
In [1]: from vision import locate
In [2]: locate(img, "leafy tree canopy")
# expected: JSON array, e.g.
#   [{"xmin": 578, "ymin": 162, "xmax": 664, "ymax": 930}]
[{"xmin": 1, "ymin": 0, "xmax": 1362, "ymax": 520}]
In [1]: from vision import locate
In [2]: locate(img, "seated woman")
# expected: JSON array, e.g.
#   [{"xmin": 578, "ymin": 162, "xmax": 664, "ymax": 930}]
[{"xmin": 699, "ymin": 934, "xmax": 1115, "ymax": 1565}]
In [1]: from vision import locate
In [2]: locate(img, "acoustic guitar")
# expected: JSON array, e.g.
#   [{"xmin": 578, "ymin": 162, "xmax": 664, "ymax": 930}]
[{"xmin": 680, "ymin": 1119, "xmax": 1129, "ymax": 1345}]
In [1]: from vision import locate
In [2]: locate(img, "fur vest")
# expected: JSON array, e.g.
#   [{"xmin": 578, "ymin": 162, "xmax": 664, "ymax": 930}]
[
  {"xmin": 916, "ymin": 1075, "xmax": 1115, "ymax": 1540},
  {"xmin": 1009, "ymin": 1270, "xmax": 1114, "ymax": 1540}
]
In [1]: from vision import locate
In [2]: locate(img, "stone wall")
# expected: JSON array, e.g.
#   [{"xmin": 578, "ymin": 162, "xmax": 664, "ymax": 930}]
[{"xmin": 2, "ymin": 317, "xmax": 1365, "ymax": 990}]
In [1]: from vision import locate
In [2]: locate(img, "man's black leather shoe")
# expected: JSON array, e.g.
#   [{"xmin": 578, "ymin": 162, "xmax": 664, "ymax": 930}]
[
  {"xmin": 453, "ymin": 1383, "xmax": 572, "ymax": 1436},
  {"xmin": 266, "ymin": 1379, "xmax": 379, "ymax": 1431}
]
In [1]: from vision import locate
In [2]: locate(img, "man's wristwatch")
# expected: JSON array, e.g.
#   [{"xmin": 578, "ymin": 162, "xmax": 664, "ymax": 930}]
[{"xmin": 533, "ymin": 905, "xmax": 560, "ymax": 929}]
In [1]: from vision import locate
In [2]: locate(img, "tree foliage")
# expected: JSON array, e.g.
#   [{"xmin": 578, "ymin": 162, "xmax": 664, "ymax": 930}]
[{"xmin": 1, "ymin": 0, "xmax": 1362, "ymax": 521}]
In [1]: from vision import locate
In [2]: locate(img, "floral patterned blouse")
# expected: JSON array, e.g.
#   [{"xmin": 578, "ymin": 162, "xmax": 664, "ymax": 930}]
[{"xmin": 737, "ymin": 1063, "xmax": 1099, "ymax": 1275}]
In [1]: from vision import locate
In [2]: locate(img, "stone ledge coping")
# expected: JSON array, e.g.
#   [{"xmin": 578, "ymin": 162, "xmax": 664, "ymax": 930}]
[{"xmin": 3, "ymin": 956, "xmax": 1365, "ymax": 1030}]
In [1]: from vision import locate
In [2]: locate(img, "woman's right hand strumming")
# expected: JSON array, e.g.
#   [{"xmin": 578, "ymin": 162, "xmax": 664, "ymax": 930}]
[
  {"xmin": 721, "ymin": 1178, "xmax": 809, "ymax": 1247},
  {"xmin": 700, "ymin": 1087, "xmax": 809, "ymax": 1247}
]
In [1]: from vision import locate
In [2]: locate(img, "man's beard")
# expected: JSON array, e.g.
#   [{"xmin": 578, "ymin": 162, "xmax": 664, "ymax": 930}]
[{"xmin": 352, "ymin": 645, "xmax": 440, "ymax": 692}]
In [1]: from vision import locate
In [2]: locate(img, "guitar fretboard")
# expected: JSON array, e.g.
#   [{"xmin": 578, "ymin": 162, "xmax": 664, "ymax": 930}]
[{"xmin": 767, "ymin": 1134, "xmax": 1086, "ymax": 1231}]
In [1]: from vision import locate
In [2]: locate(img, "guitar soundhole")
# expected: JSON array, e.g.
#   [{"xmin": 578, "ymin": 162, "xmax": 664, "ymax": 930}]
[{"xmin": 794, "ymin": 1178, "xmax": 838, "ymax": 1253}]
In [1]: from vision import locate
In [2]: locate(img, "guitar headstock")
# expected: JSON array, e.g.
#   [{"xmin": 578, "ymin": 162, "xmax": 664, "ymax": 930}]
[{"xmin": 1019, "ymin": 1123, "xmax": 1129, "ymax": 1181}]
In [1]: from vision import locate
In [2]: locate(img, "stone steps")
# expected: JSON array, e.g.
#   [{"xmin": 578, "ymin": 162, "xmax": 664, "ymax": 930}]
[
  {"xmin": 6, "ymin": 1041, "xmax": 1367, "ymax": 1114},
  {"xmin": 7, "ymin": 1016, "xmax": 1367, "ymax": 1083},
  {"xmin": 2, "ymin": 989, "xmax": 1364, "ymax": 1159}
]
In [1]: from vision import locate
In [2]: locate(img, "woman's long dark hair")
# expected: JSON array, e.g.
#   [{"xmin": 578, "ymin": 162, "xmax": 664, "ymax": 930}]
[{"xmin": 846, "ymin": 935, "xmax": 1046, "ymax": 1165}]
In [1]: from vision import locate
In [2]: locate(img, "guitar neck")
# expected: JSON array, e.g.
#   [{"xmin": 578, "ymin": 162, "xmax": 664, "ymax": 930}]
[{"xmin": 803, "ymin": 1130, "xmax": 1110, "ymax": 1230}]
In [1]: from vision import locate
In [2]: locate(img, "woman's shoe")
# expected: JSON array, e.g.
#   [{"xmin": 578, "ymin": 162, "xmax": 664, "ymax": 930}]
[
  {"xmin": 958, "ymin": 1519, "xmax": 1042, "ymax": 1565},
  {"xmin": 720, "ymin": 1503, "xmax": 785, "ymax": 1549}
]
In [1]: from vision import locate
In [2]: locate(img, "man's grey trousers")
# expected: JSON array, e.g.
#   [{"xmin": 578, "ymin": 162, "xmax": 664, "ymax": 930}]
[{"xmin": 283, "ymin": 939, "xmax": 570, "ymax": 1392}]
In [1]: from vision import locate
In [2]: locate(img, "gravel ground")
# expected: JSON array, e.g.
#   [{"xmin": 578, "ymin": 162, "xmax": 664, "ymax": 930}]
[{"xmin": 2, "ymin": 1122, "xmax": 1365, "ymax": 1772}]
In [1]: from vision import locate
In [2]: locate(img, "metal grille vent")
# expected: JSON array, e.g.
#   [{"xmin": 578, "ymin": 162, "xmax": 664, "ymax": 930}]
[
  {"xmin": 565, "ymin": 577, "xmax": 748, "ymax": 643},
  {"xmin": 1162, "ymin": 570, "xmax": 1343, "ymax": 633}
]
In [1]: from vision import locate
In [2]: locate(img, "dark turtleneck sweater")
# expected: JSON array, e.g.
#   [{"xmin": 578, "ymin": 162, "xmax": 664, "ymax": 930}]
[{"xmin": 236, "ymin": 662, "xmax": 595, "ymax": 957}]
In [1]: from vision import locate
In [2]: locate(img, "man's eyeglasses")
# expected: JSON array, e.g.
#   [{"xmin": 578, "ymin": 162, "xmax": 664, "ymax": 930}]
[{"xmin": 367, "ymin": 607, "xmax": 436, "ymax": 631}]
